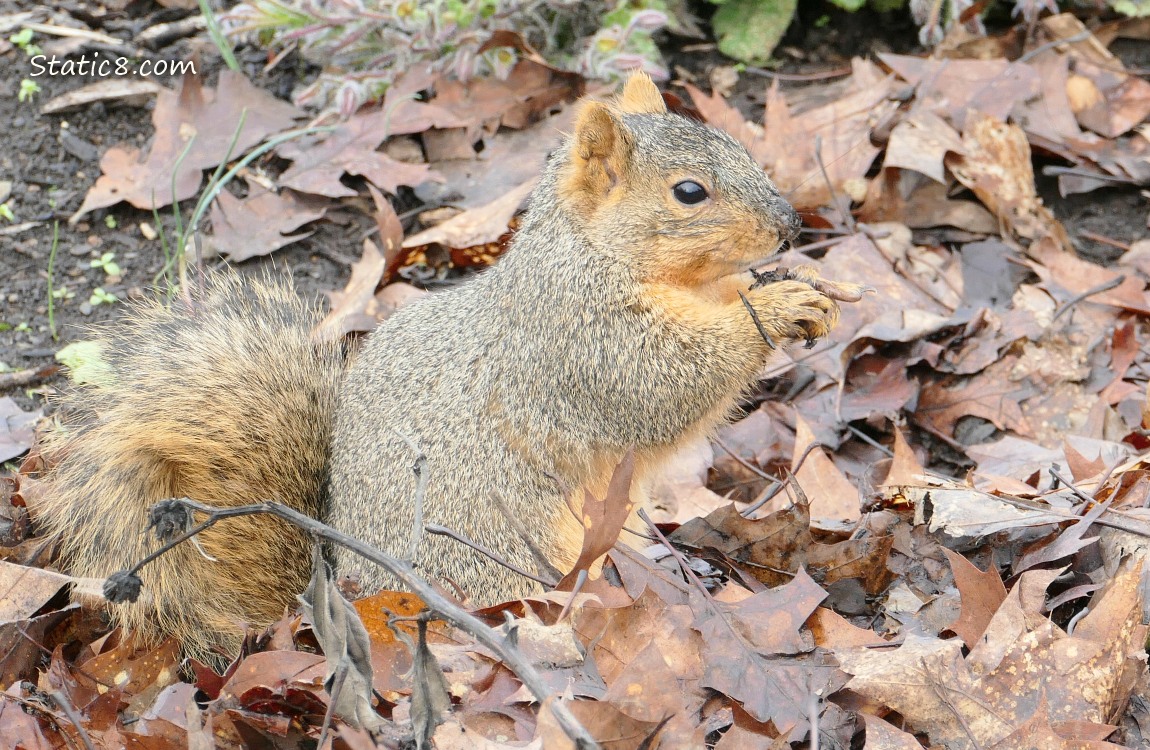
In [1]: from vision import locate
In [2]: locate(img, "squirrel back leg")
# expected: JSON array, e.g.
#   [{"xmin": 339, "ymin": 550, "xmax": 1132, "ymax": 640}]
[{"xmin": 32, "ymin": 274, "xmax": 343, "ymax": 662}]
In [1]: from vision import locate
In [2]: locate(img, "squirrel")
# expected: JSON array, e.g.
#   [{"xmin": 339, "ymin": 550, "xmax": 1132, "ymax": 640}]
[{"xmin": 31, "ymin": 73, "xmax": 861, "ymax": 662}]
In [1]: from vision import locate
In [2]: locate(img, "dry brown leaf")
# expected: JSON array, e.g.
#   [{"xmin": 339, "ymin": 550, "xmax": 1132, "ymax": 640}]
[
  {"xmin": 942, "ymin": 548, "xmax": 1007, "ymax": 648},
  {"xmin": 315, "ymin": 240, "xmax": 388, "ymax": 342},
  {"xmin": 0, "ymin": 398, "xmax": 40, "ymax": 463},
  {"xmin": 859, "ymin": 168, "xmax": 998, "ymax": 233},
  {"xmin": 1073, "ymin": 60, "xmax": 1150, "ymax": 139},
  {"xmin": 1028, "ymin": 239, "xmax": 1150, "ymax": 316},
  {"xmin": 808, "ymin": 607, "xmax": 888, "ymax": 648},
  {"xmin": 947, "ymin": 112, "xmax": 1072, "ymax": 252},
  {"xmin": 883, "ymin": 110, "xmax": 963, "ymax": 183},
  {"xmin": 683, "ymin": 83, "xmax": 765, "ymax": 161},
  {"xmin": 404, "ymin": 178, "xmax": 536, "ymax": 251},
  {"xmin": 1013, "ymin": 52, "xmax": 1084, "ymax": 143},
  {"xmin": 208, "ymin": 186, "xmax": 327, "ymax": 261},
  {"xmin": 431, "ymin": 59, "xmax": 581, "ymax": 135},
  {"xmin": 72, "ymin": 72, "xmax": 301, "ymax": 222},
  {"xmin": 879, "ymin": 54, "xmax": 1041, "ymax": 125},
  {"xmin": 882, "ymin": 428, "xmax": 926, "ymax": 486},
  {"xmin": 988, "ymin": 698, "xmax": 1127, "ymax": 750},
  {"xmin": 277, "ymin": 114, "xmax": 440, "ymax": 198},
  {"xmin": 791, "ymin": 413, "xmax": 861, "ymax": 526},
  {"xmin": 556, "ymin": 452, "xmax": 635, "ymax": 589},
  {"xmin": 861, "ymin": 714, "xmax": 926, "ymax": 750},
  {"xmin": 916, "ymin": 362, "xmax": 1032, "ymax": 438}
]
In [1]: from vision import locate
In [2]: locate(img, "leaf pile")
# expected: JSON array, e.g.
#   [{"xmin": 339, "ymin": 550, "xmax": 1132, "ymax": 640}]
[{"xmin": 4, "ymin": 9, "xmax": 1150, "ymax": 750}]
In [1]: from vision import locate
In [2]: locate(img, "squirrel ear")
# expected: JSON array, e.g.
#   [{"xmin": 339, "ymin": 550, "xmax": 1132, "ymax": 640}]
[
  {"xmin": 617, "ymin": 71, "xmax": 666, "ymax": 115},
  {"xmin": 565, "ymin": 101, "xmax": 631, "ymax": 204},
  {"xmin": 573, "ymin": 101, "xmax": 624, "ymax": 161}
]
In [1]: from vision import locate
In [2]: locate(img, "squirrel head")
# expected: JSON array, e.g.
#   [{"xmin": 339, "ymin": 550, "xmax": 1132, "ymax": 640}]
[{"xmin": 558, "ymin": 72, "xmax": 801, "ymax": 290}]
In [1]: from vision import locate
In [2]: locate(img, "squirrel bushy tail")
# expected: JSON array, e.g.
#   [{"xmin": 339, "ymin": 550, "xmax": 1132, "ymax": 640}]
[{"xmin": 34, "ymin": 274, "xmax": 342, "ymax": 659}]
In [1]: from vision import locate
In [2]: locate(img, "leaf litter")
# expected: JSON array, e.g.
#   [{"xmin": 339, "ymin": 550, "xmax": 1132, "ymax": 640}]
[{"xmin": 6, "ymin": 8, "xmax": 1150, "ymax": 750}]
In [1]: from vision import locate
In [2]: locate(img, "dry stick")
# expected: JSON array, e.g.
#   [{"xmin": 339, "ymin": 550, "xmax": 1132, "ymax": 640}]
[
  {"xmin": 390, "ymin": 431, "xmax": 428, "ymax": 564},
  {"xmin": 638, "ymin": 508, "xmax": 715, "ymax": 604},
  {"xmin": 50, "ymin": 691, "xmax": 96, "ymax": 750},
  {"xmin": 489, "ymin": 491, "xmax": 563, "ymax": 583},
  {"xmin": 813, "ymin": 134, "xmax": 856, "ymax": 234},
  {"xmin": 737, "ymin": 291, "xmax": 776, "ymax": 350},
  {"xmin": 424, "ymin": 523, "xmax": 556, "ymax": 587},
  {"xmin": 317, "ymin": 659, "xmax": 349, "ymax": 750},
  {"xmin": 1078, "ymin": 230, "xmax": 1132, "ymax": 253},
  {"xmin": 742, "ymin": 65, "xmax": 852, "ymax": 82},
  {"xmin": 713, "ymin": 436, "xmax": 778, "ymax": 483},
  {"xmin": 1048, "ymin": 466, "xmax": 1095, "ymax": 506},
  {"xmin": 1050, "ymin": 275, "xmax": 1125, "ymax": 323},
  {"xmin": 806, "ymin": 684, "xmax": 821, "ymax": 750},
  {"xmin": 0, "ymin": 366, "xmax": 54, "ymax": 389},
  {"xmin": 741, "ymin": 444, "xmax": 820, "ymax": 516},
  {"xmin": 114, "ymin": 498, "xmax": 600, "ymax": 750}
]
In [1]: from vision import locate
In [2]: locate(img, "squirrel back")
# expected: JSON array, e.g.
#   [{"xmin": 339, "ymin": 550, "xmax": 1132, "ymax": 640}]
[
  {"xmin": 35, "ymin": 275, "xmax": 342, "ymax": 658},
  {"xmin": 33, "ymin": 73, "xmax": 845, "ymax": 660}
]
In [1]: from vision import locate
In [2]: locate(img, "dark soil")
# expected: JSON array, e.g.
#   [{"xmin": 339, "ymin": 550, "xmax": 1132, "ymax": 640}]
[{"xmin": 1, "ymin": 0, "xmax": 1147, "ymax": 411}]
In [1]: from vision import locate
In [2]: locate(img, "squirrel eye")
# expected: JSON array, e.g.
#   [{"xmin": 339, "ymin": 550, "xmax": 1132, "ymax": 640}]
[{"xmin": 672, "ymin": 180, "xmax": 708, "ymax": 206}]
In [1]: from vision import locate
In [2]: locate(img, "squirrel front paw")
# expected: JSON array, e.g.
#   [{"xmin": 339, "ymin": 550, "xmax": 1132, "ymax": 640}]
[
  {"xmin": 751, "ymin": 264, "xmax": 870, "ymax": 303},
  {"xmin": 740, "ymin": 280, "xmax": 841, "ymax": 349}
]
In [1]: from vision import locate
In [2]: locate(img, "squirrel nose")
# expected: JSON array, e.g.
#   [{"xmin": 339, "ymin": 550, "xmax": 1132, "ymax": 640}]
[{"xmin": 780, "ymin": 201, "xmax": 802, "ymax": 242}]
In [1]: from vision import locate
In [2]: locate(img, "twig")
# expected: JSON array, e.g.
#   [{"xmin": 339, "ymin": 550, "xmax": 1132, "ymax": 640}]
[
  {"xmin": 50, "ymin": 691, "xmax": 96, "ymax": 750},
  {"xmin": 738, "ymin": 291, "xmax": 776, "ymax": 350},
  {"xmin": 317, "ymin": 659, "xmax": 348, "ymax": 750},
  {"xmin": 489, "ymin": 491, "xmax": 563, "ymax": 583},
  {"xmin": 1078, "ymin": 230, "xmax": 1131, "ymax": 253},
  {"xmin": 0, "ymin": 366, "xmax": 56, "ymax": 389},
  {"xmin": 743, "ymin": 65, "xmax": 852, "ymax": 82},
  {"xmin": 1048, "ymin": 467, "xmax": 1094, "ymax": 505},
  {"xmin": 390, "ymin": 431, "xmax": 428, "ymax": 564},
  {"xmin": 741, "ymin": 446, "xmax": 819, "ymax": 517},
  {"xmin": 1050, "ymin": 275, "xmax": 1124, "ymax": 323},
  {"xmin": 425, "ymin": 524, "xmax": 556, "ymax": 587},
  {"xmin": 638, "ymin": 509, "xmax": 714, "ymax": 604},
  {"xmin": 109, "ymin": 499, "xmax": 601, "ymax": 749},
  {"xmin": 713, "ymin": 436, "xmax": 777, "ymax": 483},
  {"xmin": 813, "ymin": 134, "xmax": 856, "ymax": 233}
]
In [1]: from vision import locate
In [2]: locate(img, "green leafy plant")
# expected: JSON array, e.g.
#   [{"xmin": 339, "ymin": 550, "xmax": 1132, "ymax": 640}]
[
  {"xmin": 0, "ymin": 203, "xmax": 14, "ymax": 222},
  {"xmin": 9, "ymin": 28, "xmax": 42, "ymax": 56},
  {"xmin": 222, "ymin": 0, "xmax": 672, "ymax": 115},
  {"xmin": 18, "ymin": 79, "xmax": 40, "ymax": 103},
  {"xmin": 89, "ymin": 288, "xmax": 118, "ymax": 306},
  {"xmin": 90, "ymin": 251, "xmax": 122, "ymax": 277}
]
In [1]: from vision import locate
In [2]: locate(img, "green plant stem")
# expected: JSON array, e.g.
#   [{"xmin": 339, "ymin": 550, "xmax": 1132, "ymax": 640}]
[
  {"xmin": 47, "ymin": 221, "xmax": 59, "ymax": 341},
  {"xmin": 199, "ymin": 0, "xmax": 240, "ymax": 71},
  {"xmin": 182, "ymin": 124, "xmax": 336, "ymax": 247}
]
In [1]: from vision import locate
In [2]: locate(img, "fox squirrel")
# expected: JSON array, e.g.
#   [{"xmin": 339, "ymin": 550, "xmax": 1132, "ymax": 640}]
[{"xmin": 31, "ymin": 73, "xmax": 861, "ymax": 661}]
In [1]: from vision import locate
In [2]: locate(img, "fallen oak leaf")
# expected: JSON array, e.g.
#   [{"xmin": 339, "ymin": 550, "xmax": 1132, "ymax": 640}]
[
  {"xmin": 207, "ymin": 185, "xmax": 327, "ymax": 261},
  {"xmin": 71, "ymin": 71, "xmax": 301, "ymax": 222},
  {"xmin": 555, "ymin": 450, "xmax": 635, "ymax": 590},
  {"xmin": 790, "ymin": 413, "xmax": 860, "ymax": 528},
  {"xmin": 314, "ymin": 240, "xmax": 389, "ymax": 342},
  {"xmin": 403, "ymin": 178, "xmax": 536, "ymax": 251},
  {"xmin": 941, "ymin": 548, "xmax": 1007, "ymax": 649},
  {"xmin": 946, "ymin": 112, "xmax": 1073, "ymax": 253}
]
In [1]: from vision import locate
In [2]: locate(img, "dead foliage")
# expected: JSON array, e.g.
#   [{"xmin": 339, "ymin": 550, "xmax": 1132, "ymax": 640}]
[{"xmin": 6, "ymin": 8, "xmax": 1150, "ymax": 750}]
